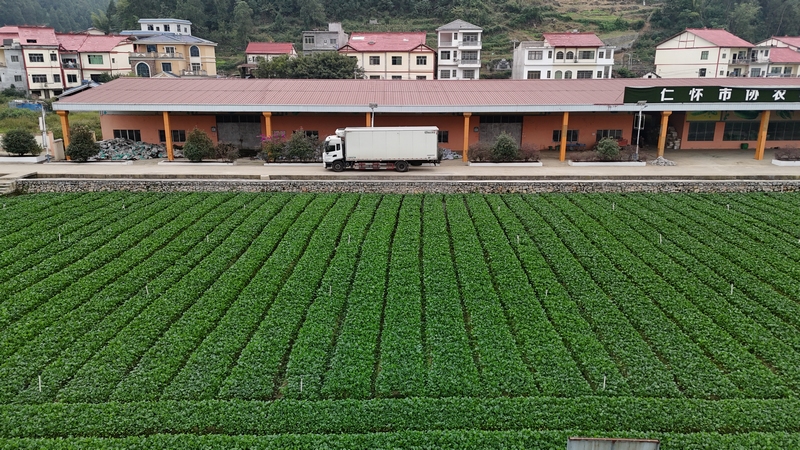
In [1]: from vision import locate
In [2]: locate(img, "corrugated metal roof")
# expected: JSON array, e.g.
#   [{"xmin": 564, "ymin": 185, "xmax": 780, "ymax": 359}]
[
  {"xmin": 686, "ymin": 28, "xmax": 753, "ymax": 48},
  {"xmin": 770, "ymin": 36, "xmax": 800, "ymax": 48},
  {"xmin": 53, "ymin": 77, "xmax": 800, "ymax": 114},
  {"xmin": 15, "ymin": 26, "xmax": 59, "ymax": 46},
  {"xmin": 57, "ymin": 33, "xmax": 130, "ymax": 52},
  {"xmin": 767, "ymin": 47, "xmax": 800, "ymax": 63},
  {"xmin": 342, "ymin": 32, "xmax": 427, "ymax": 52},
  {"xmin": 245, "ymin": 42, "xmax": 295, "ymax": 54},
  {"xmin": 542, "ymin": 33, "xmax": 605, "ymax": 48}
]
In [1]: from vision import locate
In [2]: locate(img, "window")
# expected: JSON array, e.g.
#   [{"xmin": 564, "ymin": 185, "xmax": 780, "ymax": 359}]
[
  {"xmin": 720, "ymin": 70, "xmax": 724, "ymax": 75},
  {"xmin": 441, "ymin": 50, "xmax": 450, "ymax": 60},
  {"xmin": 463, "ymin": 69, "xmax": 475, "ymax": 79},
  {"xmin": 566, "ymin": 51, "xmax": 574, "ymax": 60},
  {"xmin": 392, "ymin": 56, "xmax": 402, "ymax": 65},
  {"xmin": 764, "ymin": 50, "xmax": 770, "ymax": 57},
  {"xmin": 10, "ymin": 55, "xmax": 18, "ymax": 62},
  {"xmin": 31, "ymin": 74, "xmax": 47, "ymax": 83},
  {"xmin": 722, "ymin": 53, "xmax": 727, "ymax": 59},
  {"xmin": 191, "ymin": 63, "xmax": 201, "ymax": 72},
  {"xmin": 113, "ymin": 129, "xmax": 142, "ymax": 141},
  {"xmin": 158, "ymin": 129, "xmax": 187, "ymax": 142},
  {"xmin": 53, "ymin": 74, "xmax": 61, "ymax": 82},
  {"xmin": 577, "ymin": 70, "xmax": 592, "ymax": 79},
  {"xmin": 391, "ymin": 75, "xmax": 402, "ymax": 80},
  {"xmin": 699, "ymin": 68, "xmax": 706, "ymax": 77},
  {"xmin": 556, "ymin": 51, "xmax": 564, "ymax": 59},
  {"xmin": 112, "ymin": 58, "xmax": 115, "ymax": 63},
  {"xmin": 596, "ymin": 129, "xmax": 623, "ymax": 141},
  {"xmin": 463, "ymin": 33, "xmax": 479, "ymax": 43},
  {"xmin": 29, "ymin": 53, "xmax": 44, "ymax": 62},
  {"xmin": 369, "ymin": 75, "xmax": 381, "ymax": 79},
  {"xmin": 330, "ymin": 38, "xmax": 337, "ymax": 46},
  {"xmin": 90, "ymin": 74, "xmax": 102, "ymax": 82},
  {"xmin": 599, "ymin": 51, "xmax": 604, "ymax": 58},
  {"xmin": 597, "ymin": 70, "xmax": 603, "ymax": 78},
  {"xmin": 722, "ymin": 122, "xmax": 758, "ymax": 141},
  {"xmin": 548, "ymin": 50, "xmax": 552, "ymax": 59},
  {"xmin": 296, "ymin": 130, "xmax": 319, "ymax": 140},
  {"xmin": 440, "ymin": 69, "xmax": 451, "ymax": 79},
  {"xmin": 50, "ymin": 53, "xmax": 58, "ymax": 61},
  {"xmin": 14, "ymin": 75, "xmax": 22, "ymax": 82},
  {"xmin": 164, "ymin": 25, "xmax": 170, "ymax": 32},
  {"xmin": 554, "ymin": 70, "xmax": 562, "ymax": 79},
  {"xmin": 553, "ymin": 129, "xmax": 579, "ymax": 142},
  {"xmin": 768, "ymin": 121, "xmax": 800, "ymax": 140},
  {"xmin": 578, "ymin": 51, "xmax": 594, "ymax": 59},
  {"xmin": 146, "ymin": 44, "xmax": 157, "ymax": 53},
  {"xmin": 190, "ymin": 46, "xmax": 200, "ymax": 57},
  {"xmin": 165, "ymin": 47, "xmax": 176, "ymax": 54},
  {"xmin": 527, "ymin": 71, "xmax": 541, "ymax": 79},
  {"xmin": 528, "ymin": 50, "xmax": 543, "ymax": 60},
  {"xmin": 462, "ymin": 51, "xmax": 478, "ymax": 61},
  {"xmin": 750, "ymin": 68, "xmax": 761, "ymax": 77},
  {"xmin": 416, "ymin": 75, "xmax": 427, "ymax": 80},
  {"xmin": 369, "ymin": 56, "xmax": 380, "ymax": 65},
  {"xmin": 147, "ymin": 25, "xmax": 154, "ymax": 30},
  {"xmin": 700, "ymin": 50, "xmax": 709, "ymax": 60},
  {"xmin": 438, "ymin": 130, "xmax": 449, "ymax": 143},
  {"xmin": 184, "ymin": 27, "xmax": 188, "ymax": 33},
  {"xmin": 416, "ymin": 55, "xmax": 427, "ymax": 65},
  {"xmin": 304, "ymin": 35, "xmax": 315, "ymax": 44},
  {"xmin": 162, "ymin": 62, "xmax": 172, "ymax": 72},
  {"xmin": 771, "ymin": 67, "xmax": 782, "ymax": 74},
  {"xmin": 785, "ymin": 67, "xmax": 793, "ymax": 75},
  {"xmin": 564, "ymin": 70, "xmax": 572, "ymax": 79},
  {"xmin": 67, "ymin": 74, "xmax": 78, "ymax": 83},
  {"xmin": 688, "ymin": 122, "xmax": 716, "ymax": 141},
  {"xmin": 88, "ymin": 54, "xmax": 103, "ymax": 64}
]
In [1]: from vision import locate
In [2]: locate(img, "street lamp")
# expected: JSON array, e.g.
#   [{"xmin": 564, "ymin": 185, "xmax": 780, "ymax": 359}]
[
  {"xmin": 368, "ymin": 103, "xmax": 377, "ymax": 127},
  {"xmin": 635, "ymin": 100, "xmax": 646, "ymax": 161}
]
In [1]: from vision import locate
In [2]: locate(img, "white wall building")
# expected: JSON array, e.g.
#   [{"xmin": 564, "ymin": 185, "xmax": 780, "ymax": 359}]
[
  {"xmin": 512, "ymin": 33, "xmax": 614, "ymax": 80},
  {"xmin": 436, "ymin": 19, "xmax": 482, "ymax": 80},
  {"xmin": 654, "ymin": 28, "xmax": 754, "ymax": 78}
]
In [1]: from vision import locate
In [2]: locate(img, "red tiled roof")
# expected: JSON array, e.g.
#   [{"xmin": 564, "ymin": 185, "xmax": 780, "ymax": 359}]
[
  {"xmin": 767, "ymin": 47, "xmax": 800, "ymax": 63},
  {"xmin": 542, "ymin": 33, "xmax": 605, "ymax": 48},
  {"xmin": 54, "ymin": 77, "xmax": 800, "ymax": 113},
  {"xmin": 15, "ymin": 26, "xmax": 59, "ymax": 46},
  {"xmin": 770, "ymin": 36, "xmax": 800, "ymax": 48},
  {"xmin": 57, "ymin": 34, "xmax": 130, "ymax": 52},
  {"xmin": 686, "ymin": 28, "xmax": 753, "ymax": 48},
  {"xmin": 245, "ymin": 42, "xmax": 295, "ymax": 54},
  {"xmin": 342, "ymin": 32, "xmax": 428, "ymax": 52}
]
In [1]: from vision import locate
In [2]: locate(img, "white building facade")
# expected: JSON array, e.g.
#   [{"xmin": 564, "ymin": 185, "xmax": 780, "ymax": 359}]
[
  {"xmin": 654, "ymin": 29, "xmax": 755, "ymax": 78},
  {"xmin": 436, "ymin": 19, "xmax": 482, "ymax": 80},
  {"xmin": 512, "ymin": 33, "xmax": 614, "ymax": 80}
]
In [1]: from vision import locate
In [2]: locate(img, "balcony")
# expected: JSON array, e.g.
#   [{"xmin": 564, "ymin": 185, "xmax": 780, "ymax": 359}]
[
  {"xmin": 458, "ymin": 40, "xmax": 481, "ymax": 49},
  {"xmin": 130, "ymin": 51, "xmax": 184, "ymax": 60},
  {"xmin": 181, "ymin": 69, "xmax": 208, "ymax": 76},
  {"xmin": 458, "ymin": 58, "xmax": 481, "ymax": 67},
  {"xmin": 62, "ymin": 61, "xmax": 81, "ymax": 69}
]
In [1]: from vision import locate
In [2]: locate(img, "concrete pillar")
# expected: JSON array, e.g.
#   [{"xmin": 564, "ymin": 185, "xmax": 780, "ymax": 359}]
[
  {"xmin": 462, "ymin": 112, "xmax": 472, "ymax": 162},
  {"xmin": 657, "ymin": 111, "xmax": 672, "ymax": 158},
  {"xmin": 262, "ymin": 112, "xmax": 272, "ymax": 138},
  {"xmin": 163, "ymin": 111, "xmax": 174, "ymax": 161},
  {"xmin": 755, "ymin": 110, "xmax": 770, "ymax": 160},
  {"xmin": 559, "ymin": 111, "xmax": 569, "ymax": 162},
  {"xmin": 366, "ymin": 112, "xmax": 372, "ymax": 127},
  {"xmin": 57, "ymin": 111, "xmax": 70, "ymax": 160}
]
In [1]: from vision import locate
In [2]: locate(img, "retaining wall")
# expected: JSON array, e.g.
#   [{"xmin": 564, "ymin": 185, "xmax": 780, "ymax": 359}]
[{"xmin": 14, "ymin": 178, "xmax": 800, "ymax": 194}]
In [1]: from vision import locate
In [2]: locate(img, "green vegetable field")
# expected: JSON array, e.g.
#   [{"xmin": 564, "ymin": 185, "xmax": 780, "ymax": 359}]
[{"xmin": 1, "ymin": 191, "xmax": 800, "ymax": 448}]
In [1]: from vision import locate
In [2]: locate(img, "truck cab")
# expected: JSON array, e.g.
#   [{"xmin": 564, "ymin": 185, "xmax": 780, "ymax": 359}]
[{"xmin": 322, "ymin": 133, "xmax": 345, "ymax": 170}]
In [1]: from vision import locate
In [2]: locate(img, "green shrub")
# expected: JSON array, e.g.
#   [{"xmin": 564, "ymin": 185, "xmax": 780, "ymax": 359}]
[
  {"xmin": 260, "ymin": 135, "xmax": 286, "ymax": 162},
  {"xmin": 285, "ymin": 130, "xmax": 318, "ymax": 161},
  {"xmin": 468, "ymin": 141, "xmax": 492, "ymax": 162},
  {"xmin": 2, "ymin": 128, "xmax": 39, "ymax": 155},
  {"xmin": 490, "ymin": 132, "xmax": 520, "ymax": 162},
  {"xmin": 214, "ymin": 142, "xmax": 239, "ymax": 162},
  {"xmin": 65, "ymin": 125, "xmax": 99, "ymax": 161},
  {"xmin": 183, "ymin": 128, "xmax": 214, "ymax": 162},
  {"xmin": 596, "ymin": 137, "xmax": 621, "ymax": 161}
]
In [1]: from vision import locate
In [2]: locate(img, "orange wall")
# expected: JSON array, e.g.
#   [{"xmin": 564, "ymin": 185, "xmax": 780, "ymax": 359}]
[
  {"xmin": 100, "ymin": 113, "xmax": 217, "ymax": 143},
  {"xmin": 676, "ymin": 116, "xmax": 800, "ymax": 150},
  {"xmin": 522, "ymin": 113, "xmax": 635, "ymax": 149}
]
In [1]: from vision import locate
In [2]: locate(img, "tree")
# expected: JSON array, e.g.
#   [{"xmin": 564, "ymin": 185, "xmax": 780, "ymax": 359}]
[
  {"xmin": 106, "ymin": 0, "xmax": 119, "ymax": 32},
  {"xmin": 233, "ymin": 1, "xmax": 254, "ymax": 45},
  {"xmin": 91, "ymin": 11, "xmax": 111, "ymax": 34},
  {"xmin": 297, "ymin": 0, "xmax": 326, "ymax": 28},
  {"xmin": 253, "ymin": 52, "xmax": 363, "ymax": 79},
  {"xmin": 65, "ymin": 125, "xmax": 99, "ymax": 161},
  {"xmin": 2, "ymin": 128, "xmax": 39, "ymax": 156},
  {"xmin": 182, "ymin": 127, "xmax": 214, "ymax": 161},
  {"xmin": 727, "ymin": 0, "xmax": 762, "ymax": 44}
]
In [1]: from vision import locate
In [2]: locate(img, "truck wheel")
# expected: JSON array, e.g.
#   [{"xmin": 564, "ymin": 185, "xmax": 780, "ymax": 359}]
[
  {"xmin": 332, "ymin": 160, "xmax": 345, "ymax": 172},
  {"xmin": 395, "ymin": 160, "xmax": 409, "ymax": 172}
]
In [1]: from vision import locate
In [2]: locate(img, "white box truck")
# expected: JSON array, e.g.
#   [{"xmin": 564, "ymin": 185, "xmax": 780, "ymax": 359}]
[{"xmin": 322, "ymin": 126, "xmax": 440, "ymax": 172}]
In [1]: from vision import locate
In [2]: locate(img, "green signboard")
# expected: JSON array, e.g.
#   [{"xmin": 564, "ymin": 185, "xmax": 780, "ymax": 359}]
[{"xmin": 624, "ymin": 86, "xmax": 800, "ymax": 104}]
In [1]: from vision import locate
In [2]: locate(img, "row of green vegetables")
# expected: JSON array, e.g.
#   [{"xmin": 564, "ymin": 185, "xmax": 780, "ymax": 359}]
[
  {"xmin": 4, "ymin": 430, "xmax": 800, "ymax": 449},
  {"xmin": 2, "ymin": 397, "xmax": 800, "ymax": 438}
]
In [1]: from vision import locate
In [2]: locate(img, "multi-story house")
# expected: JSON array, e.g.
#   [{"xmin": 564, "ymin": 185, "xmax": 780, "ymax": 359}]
[
  {"xmin": 436, "ymin": 19, "xmax": 482, "ymax": 80},
  {"xmin": 511, "ymin": 33, "xmax": 615, "ymax": 80},
  {"xmin": 0, "ymin": 26, "xmax": 64, "ymax": 99},
  {"xmin": 654, "ymin": 28, "xmax": 754, "ymax": 78},
  {"xmin": 239, "ymin": 42, "xmax": 296, "ymax": 76},
  {"xmin": 752, "ymin": 36, "xmax": 800, "ymax": 77},
  {"xmin": 302, "ymin": 22, "xmax": 348, "ymax": 56},
  {"xmin": 122, "ymin": 19, "xmax": 217, "ymax": 77},
  {"xmin": 339, "ymin": 32, "xmax": 435, "ymax": 80},
  {"xmin": 56, "ymin": 34, "xmax": 134, "ymax": 88},
  {"xmin": 0, "ymin": 29, "xmax": 27, "ymax": 93}
]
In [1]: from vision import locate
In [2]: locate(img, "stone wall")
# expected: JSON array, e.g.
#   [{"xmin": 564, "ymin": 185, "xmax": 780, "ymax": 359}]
[{"xmin": 14, "ymin": 178, "xmax": 800, "ymax": 194}]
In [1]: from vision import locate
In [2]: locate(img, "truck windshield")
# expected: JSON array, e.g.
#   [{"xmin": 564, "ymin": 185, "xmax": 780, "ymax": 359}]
[{"xmin": 325, "ymin": 143, "xmax": 336, "ymax": 153}]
